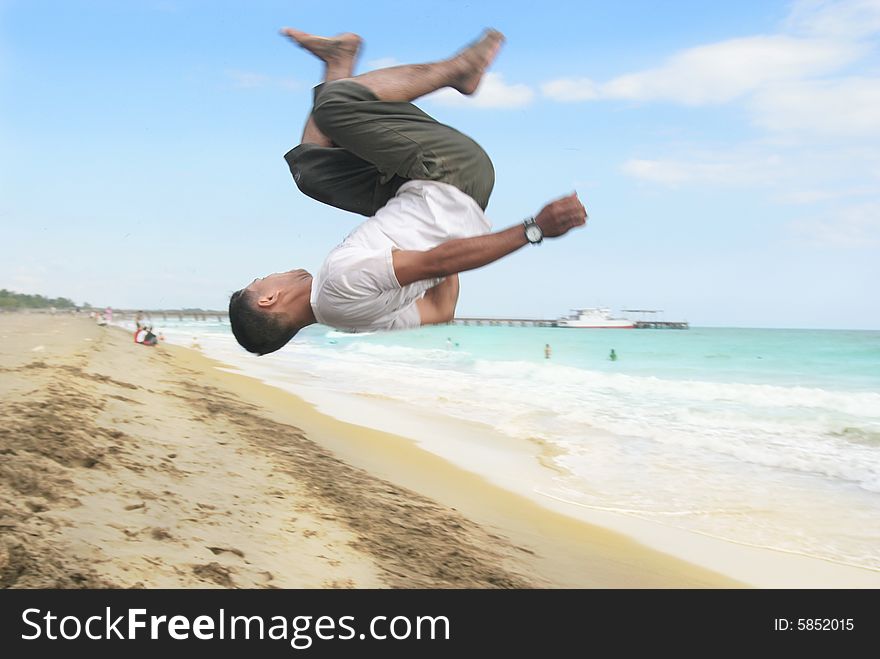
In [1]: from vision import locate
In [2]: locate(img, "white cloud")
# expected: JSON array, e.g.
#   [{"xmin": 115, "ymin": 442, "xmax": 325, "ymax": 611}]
[
  {"xmin": 426, "ymin": 72, "xmax": 534, "ymax": 109},
  {"xmin": 621, "ymin": 152, "xmax": 785, "ymax": 186},
  {"xmin": 543, "ymin": 35, "xmax": 861, "ymax": 106},
  {"xmin": 555, "ymin": 0, "xmax": 880, "ymax": 203},
  {"xmin": 788, "ymin": 201, "xmax": 880, "ymax": 247},
  {"xmin": 621, "ymin": 145, "xmax": 880, "ymax": 217},
  {"xmin": 773, "ymin": 186, "xmax": 876, "ymax": 204},
  {"xmin": 540, "ymin": 77, "xmax": 599, "ymax": 101},
  {"xmin": 786, "ymin": 0, "xmax": 880, "ymax": 38},
  {"xmin": 749, "ymin": 77, "xmax": 880, "ymax": 137},
  {"xmin": 542, "ymin": 0, "xmax": 880, "ymax": 131}
]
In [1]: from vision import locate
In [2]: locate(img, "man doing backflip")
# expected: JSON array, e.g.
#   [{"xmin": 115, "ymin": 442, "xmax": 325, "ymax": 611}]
[{"xmin": 230, "ymin": 28, "xmax": 587, "ymax": 355}]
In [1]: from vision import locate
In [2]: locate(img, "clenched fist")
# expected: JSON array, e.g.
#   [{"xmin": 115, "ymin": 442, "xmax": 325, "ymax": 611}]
[{"xmin": 534, "ymin": 192, "xmax": 588, "ymax": 238}]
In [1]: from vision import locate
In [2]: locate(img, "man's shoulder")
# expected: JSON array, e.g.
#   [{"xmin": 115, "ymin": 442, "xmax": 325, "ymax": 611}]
[{"xmin": 321, "ymin": 243, "xmax": 391, "ymax": 273}]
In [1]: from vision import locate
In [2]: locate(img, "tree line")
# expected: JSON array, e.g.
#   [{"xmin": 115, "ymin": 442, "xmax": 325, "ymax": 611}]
[{"xmin": 0, "ymin": 289, "xmax": 86, "ymax": 310}]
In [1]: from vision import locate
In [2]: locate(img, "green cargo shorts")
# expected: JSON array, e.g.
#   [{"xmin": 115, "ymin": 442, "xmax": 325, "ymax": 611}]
[{"xmin": 284, "ymin": 80, "xmax": 495, "ymax": 216}]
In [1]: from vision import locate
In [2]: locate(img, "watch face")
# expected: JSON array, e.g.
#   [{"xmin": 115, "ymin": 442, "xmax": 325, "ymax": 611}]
[{"xmin": 526, "ymin": 224, "xmax": 542, "ymax": 242}]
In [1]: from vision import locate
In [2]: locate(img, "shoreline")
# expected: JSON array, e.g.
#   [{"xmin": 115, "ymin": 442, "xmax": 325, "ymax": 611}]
[
  {"xmin": 9, "ymin": 314, "xmax": 878, "ymax": 587},
  {"xmin": 1, "ymin": 314, "xmax": 739, "ymax": 588},
  {"xmin": 172, "ymin": 324, "xmax": 880, "ymax": 588},
  {"xmin": 270, "ymin": 384, "xmax": 880, "ymax": 587},
  {"xmin": 196, "ymin": 361, "xmax": 742, "ymax": 588},
  {"xmin": 205, "ymin": 350, "xmax": 880, "ymax": 588}
]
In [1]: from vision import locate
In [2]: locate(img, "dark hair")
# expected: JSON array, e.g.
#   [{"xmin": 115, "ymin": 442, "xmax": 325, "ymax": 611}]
[{"xmin": 228, "ymin": 289, "xmax": 298, "ymax": 355}]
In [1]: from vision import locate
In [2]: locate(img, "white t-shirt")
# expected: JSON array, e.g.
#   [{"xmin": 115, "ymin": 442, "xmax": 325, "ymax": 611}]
[{"xmin": 310, "ymin": 180, "xmax": 491, "ymax": 332}]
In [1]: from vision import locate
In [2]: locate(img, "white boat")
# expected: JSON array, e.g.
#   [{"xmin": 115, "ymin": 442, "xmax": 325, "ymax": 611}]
[{"xmin": 556, "ymin": 308, "xmax": 635, "ymax": 329}]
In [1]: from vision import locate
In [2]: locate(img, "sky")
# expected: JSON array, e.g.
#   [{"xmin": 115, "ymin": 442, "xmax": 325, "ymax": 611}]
[{"xmin": 1, "ymin": 0, "xmax": 878, "ymax": 329}]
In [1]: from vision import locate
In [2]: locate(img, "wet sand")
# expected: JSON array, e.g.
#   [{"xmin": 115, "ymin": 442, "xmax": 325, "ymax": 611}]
[{"xmin": 0, "ymin": 313, "xmax": 738, "ymax": 588}]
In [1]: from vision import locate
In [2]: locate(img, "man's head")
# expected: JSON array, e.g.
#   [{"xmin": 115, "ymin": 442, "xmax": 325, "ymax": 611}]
[{"xmin": 229, "ymin": 269, "xmax": 315, "ymax": 356}]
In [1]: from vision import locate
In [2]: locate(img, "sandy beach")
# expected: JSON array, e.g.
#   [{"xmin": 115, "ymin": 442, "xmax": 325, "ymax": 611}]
[{"xmin": 0, "ymin": 313, "xmax": 745, "ymax": 588}]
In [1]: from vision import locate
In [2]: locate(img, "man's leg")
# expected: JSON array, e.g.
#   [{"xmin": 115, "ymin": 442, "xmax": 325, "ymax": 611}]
[
  {"xmin": 283, "ymin": 28, "xmax": 502, "ymax": 213},
  {"xmin": 349, "ymin": 29, "xmax": 503, "ymax": 101},
  {"xmin": 285, "ymin": 28, "xmax": 504, "ymax": 103},
  {"xmin": 281, "ymin": 29, "xmax": 363, "ymax": 146},
  {"xmin": 282, "ymin": 29, "xmax": 402, "ymax": 216},
  {"xmin": 287, "ymin": 29, "xmax": 502, "ymax": 210}
]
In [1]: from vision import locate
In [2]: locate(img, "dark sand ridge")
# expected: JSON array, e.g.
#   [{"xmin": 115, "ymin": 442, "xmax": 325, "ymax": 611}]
[{"xmin": 0, "ymin": 314, "xmax": 738, "ymax": 588}]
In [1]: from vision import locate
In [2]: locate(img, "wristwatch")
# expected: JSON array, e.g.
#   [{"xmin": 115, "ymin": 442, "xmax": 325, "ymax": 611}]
[{"xmin": 523, "ymin": 217, "xmax": 543, "ymax": 244}]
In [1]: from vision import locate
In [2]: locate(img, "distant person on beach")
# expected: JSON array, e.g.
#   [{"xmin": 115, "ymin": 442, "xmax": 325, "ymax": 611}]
[
  {"xmin": 135, "ymin": 310, "xmax": 146, "ymax": 329},
  {"xmin": 134, "ymin": 326, "xmax": 158, "ymax": 346},
  {"xmin": 609, "ymin": 348, "xmax": 617, "ymax": 361},
  {"xmin": 229, "ymin": 28, "xmax": 587, "ymax": 355},
  {"xmin": 545, "ymin": 344, "xmax": 552, "ymax": 359}
]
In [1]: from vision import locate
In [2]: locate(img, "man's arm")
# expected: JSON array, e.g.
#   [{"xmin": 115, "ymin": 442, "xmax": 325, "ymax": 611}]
[
  {"xmin": 415, "ymin": 274, "xmax": 459, "ymax": 325},
  {"xmin": 392, "ymin": 193, "xmax": 587, "ymax": 286}
]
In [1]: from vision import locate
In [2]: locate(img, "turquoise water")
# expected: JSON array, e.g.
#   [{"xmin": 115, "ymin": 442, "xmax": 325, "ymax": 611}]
[
  {"xmin": 134, "ymin": 318, "xmax": 880, "ymax": 572},
  {"xmin": 318, "ymin": 324, "xmax": 880, "ymax": 392}
]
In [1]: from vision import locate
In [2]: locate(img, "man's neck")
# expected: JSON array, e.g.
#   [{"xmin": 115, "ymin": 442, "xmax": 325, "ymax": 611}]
[{"xmin": 291, "ymin": 277, "xmax": 317, "ymax": 329}]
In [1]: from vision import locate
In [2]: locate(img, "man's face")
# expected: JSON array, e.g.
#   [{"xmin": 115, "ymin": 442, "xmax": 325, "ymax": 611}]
[{"xmin": 246, "ymin": 269, "xmax": 310, "ymax": 297}]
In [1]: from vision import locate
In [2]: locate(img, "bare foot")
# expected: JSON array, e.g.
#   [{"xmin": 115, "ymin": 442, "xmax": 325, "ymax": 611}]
[
  {"xmin": 450, "ymin": 28, "xmax": 505, "ymax": 95},
  {"xmin": 279, "ymin": 28, "xmax": 362, "ymax": 66}
]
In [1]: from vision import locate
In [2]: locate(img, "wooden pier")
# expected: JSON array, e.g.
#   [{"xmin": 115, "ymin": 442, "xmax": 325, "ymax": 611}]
[
  {"xmin": 113, "ymin": 309, "xmax": 228, "ymax": 323},
  {"xmin": 102, "ymin": 309, "xmax": 688, "ymax": 329},
  {"xmin": 451, "ymin": 316, "xmax": 689, "ymax": 329},
  {"xmin": 633, "ymin": 320, "xmax": 689, "ymax": 329},
  {"xmin": 622, "ymin": 310, "xmax": 689, "ymax": 330},
  {"xmin": 451, "ymin": 317, "xmax": 557, "ymax": 327}
]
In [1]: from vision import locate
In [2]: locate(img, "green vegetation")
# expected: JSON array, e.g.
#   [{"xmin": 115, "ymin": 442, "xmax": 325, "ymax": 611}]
[{"xmin": 0, "ymin": 289, "xmax": 78, "ymax": 310}]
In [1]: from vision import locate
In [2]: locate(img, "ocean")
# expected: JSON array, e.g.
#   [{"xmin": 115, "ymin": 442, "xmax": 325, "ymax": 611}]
[{"xmin": 125, "ymin": 318, "xmax": 880, "ymax": 573}]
